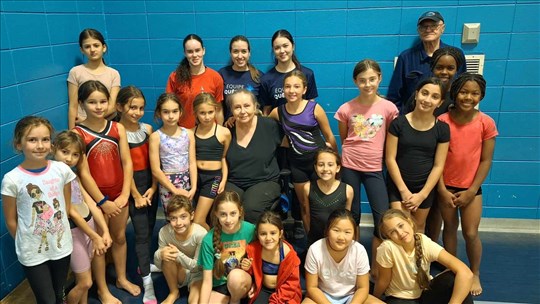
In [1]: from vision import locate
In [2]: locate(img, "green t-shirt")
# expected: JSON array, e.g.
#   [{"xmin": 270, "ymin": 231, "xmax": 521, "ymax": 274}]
[{"xmin": 198, "ymin": 221, "xmax": 255, "ymax": 286}]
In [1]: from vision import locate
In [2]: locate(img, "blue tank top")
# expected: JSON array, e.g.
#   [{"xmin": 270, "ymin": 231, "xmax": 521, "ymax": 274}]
[
  {"xmin": 262, "ymin": 243, "xmax": 285, "ymax": 275},
  {"xmin": 278, "ymin": 101, "xmax": 326, "ymax": 158}
]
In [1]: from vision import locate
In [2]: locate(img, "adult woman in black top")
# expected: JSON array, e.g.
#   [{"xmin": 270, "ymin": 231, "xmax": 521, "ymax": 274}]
[{"xmin": 225, "ymin": 89, "xmax": 282, "ymax": 223}]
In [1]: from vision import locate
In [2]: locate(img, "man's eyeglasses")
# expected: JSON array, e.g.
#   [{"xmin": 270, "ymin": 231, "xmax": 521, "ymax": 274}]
[{"xmin": 418, "ymin": 23, "xmax": 441, "ymax": 31}]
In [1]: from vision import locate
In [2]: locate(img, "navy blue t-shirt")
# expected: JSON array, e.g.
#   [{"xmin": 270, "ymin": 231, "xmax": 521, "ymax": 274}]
[
  {"xmin": 259, "ymin": 65, "xmax": 318, "ymax": 110},
  {"xmin": 218, "ymin": 65, "xmax": 263, "ymax": 119}
]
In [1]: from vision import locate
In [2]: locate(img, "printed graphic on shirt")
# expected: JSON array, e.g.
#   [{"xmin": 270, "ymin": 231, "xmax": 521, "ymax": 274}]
[
  {"xmin": 220, "ymin": 239, "xmax": 247, "ymax": 275},
  {"xmin": 224, "ymin": 83, "xmax": 254, "ymax": 95},
  {"xmin": 352, "ymin": 114, "xmax": 384, "ymax": 140},
  {"xmin": 26, "ymin": 183, "xmax": 64, "ymax": 253}
]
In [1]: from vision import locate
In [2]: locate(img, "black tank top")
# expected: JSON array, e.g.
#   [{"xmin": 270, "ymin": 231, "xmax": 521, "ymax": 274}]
[
  {"xmin": 195, "ymin": 124, "xmax": 223, "ymax": 161},
  {"xmin": 308, "ymin": 181, "xmax": 348, "ymax": 244}
]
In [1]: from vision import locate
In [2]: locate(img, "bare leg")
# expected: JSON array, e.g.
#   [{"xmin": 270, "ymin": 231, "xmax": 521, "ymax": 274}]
[
  {"xmin": 426, "ymin": 202, "xmax": 443, "ymax": 242},
  {"xmin": 67, "ymin": 270, "xmax": 92, "ymax": 304},
  {"xmin": 161, "ymin": 259, "xmax": 185, "ymax": 304},
  {"xmin": 440, "ymin": 203, "xmax": 459, "ymax": 256},
  {"xmin": 194, "ymin": 196, "xmax": 213, "ymax": 231},
  {"xmin": 370, "ymin": 236, "xmax": 382, "ymax": 280},
  {"xmin": 460, "ymin": 195, "xmax": 483, "ymax": 296},
  {"xmin": 93, "ymin": 217, "xmax": 121, "ymax": 304},
  {"xmin": 411, "ymin": 207, "xmax": 430, "ymax": 234},
  {"xmin": 226, "ymin": 269, "xmax": 252, "ymax": 304},
  {"xmin": 187, "ymin": 280, "xmax": 202, "ymax": 304},
  {"xmin": 110, "ymin": 207, "xmax": 141, "ymax": 296},
  {"xmin": 293, "ymin": 181, "xmax": 309, "ymax": 234}
]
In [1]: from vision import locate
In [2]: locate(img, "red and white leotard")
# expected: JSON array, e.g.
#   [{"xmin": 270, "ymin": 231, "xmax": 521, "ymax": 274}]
[{"xmin": 74, "ymin": 121, "xmax": 124, "ymax": 199}]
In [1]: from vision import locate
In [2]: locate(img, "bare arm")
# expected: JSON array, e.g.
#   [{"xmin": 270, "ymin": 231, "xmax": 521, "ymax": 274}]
[
  {"xmin": 301, "ymin": 183, "xmax": 311, "ymax": 235},
  {"xmin": 187, "ymin": 129, "xmax": 198, "ymax": 200},
  {"xmin": 218, "ymin": 127, "xmax": 231, "ymax": 193},
  {"xmin": 305, "ymin": 272, "xmax": 331, "ymax": 304},
  {"xmin": 338, "ymin": 121, "xmax": 348, "ymax": 149},
  {"xmin": 68, "ymin": 82, "xmax": 79, "ymax": 130},
  {"xmin": 216, "ymin": 102, "xmax": 224, "ymax": 125},
  {"xmin": 373, "ymin": 263, "xmax": 392, "ymax": 298},
  {"xmin": 114, "ymin": 123, "xmax": 133, "ymax": 208},
  {"xmin": 315, "ymin": 104, "xmax": 338, "ymax": 151},
  {"xmin": 2, "ymin": 195, "xmax": 17, "ymax": 237},
  {"xmin": 199, "ymin": 270, "xmax": 214, "ymax": 304},
  {"xmin": 345, "ymin": 184, "xmax": 354, "ymax": 211},
  {"xmin": 263, "ymin": 105, "xmax": 272, "ymax": 116},
  {"xmin": 107, "ymin": 86, "xmax": 120, "ymax": 119},
  {"xmin": 81, "ymin": 180, "xmax": 112, "ymax": 248},
  {"xmin": 268, "ymin": 107, "xmax": 279, "ymax": 121},
  {"xmin": 350, "ymin": 273, "xmax": 369, "ymax": 304},
  {"xmin": 438, "ymin": 249, "xmax": 474, "ymax": 303}
]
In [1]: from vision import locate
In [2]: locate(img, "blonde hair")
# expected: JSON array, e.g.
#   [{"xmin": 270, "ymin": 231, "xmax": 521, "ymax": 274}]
[{"xmin": 379, "ymin": 209, "xmax": 431, "ymax": 290}]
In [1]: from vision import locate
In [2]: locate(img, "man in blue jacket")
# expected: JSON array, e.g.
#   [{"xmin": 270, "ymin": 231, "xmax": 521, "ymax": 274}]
[{"xmin": 387, "ymin": 11, "xmax": 466, "ymax": 113}]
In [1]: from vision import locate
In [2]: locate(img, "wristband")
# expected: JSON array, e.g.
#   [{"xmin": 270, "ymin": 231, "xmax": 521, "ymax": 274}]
[{"xmin": 97, "ymin": 195, "xmax": 109, "ymax": 207}]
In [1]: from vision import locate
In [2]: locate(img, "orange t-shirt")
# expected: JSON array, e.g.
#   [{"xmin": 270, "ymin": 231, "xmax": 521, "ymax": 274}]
[
  {"xmin": 165, "ymin": 67, "xmax": 224, "ymax": 128},
  {"xmin": 438, "ymin": 112, "xmax": 498, "ymax": 188}
]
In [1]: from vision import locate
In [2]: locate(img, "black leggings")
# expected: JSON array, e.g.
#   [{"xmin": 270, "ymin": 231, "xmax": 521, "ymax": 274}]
[
  {"xmin": 129, "ymin": 179, "xmax": 159, "ymax": 276},
  {"xmin": 22, "ymin": 255, "xmax": 71, "ymax": 304},
  {"xmin": 385, "ymin": 271, "xmax": 474, "ymax": 304}
]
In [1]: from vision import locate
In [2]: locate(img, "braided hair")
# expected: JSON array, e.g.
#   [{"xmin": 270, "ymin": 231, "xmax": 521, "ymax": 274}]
[
  {"xmin": 210, "ymin": 191, "xmax": 243, "ymax": 279},
  {"xmin": 430, "ymin": 46, "xmax": 466, "ymax": 74},
  {"xmin": 449, "ymin": 72, "xmax": 487, "ymax": 101},
  {"xmin": 379, "ymin": 209, "xmax": 431, "ymax": 290}
]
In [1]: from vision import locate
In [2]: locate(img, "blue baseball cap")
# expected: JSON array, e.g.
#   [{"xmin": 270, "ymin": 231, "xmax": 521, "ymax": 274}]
[{"xmin": 418, "ymin": 11, "xmax": 444, "ymax": 25}]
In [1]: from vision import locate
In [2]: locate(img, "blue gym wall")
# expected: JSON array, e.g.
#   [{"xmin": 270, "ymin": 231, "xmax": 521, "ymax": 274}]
[{"xmin": 1, "ymin": 0, "xmax": 539, "ymax": 297}]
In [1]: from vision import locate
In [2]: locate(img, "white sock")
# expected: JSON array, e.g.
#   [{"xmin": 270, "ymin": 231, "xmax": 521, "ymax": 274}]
[
  {"xmin": 142, "ymin": 274, "xmax": 156, "ymax": 303},
  {"xmin": 149, "ymin": 263, "xmax": 162, "ymax": 272}
]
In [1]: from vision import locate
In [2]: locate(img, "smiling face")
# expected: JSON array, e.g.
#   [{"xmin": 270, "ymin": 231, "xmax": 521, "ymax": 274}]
[
  {"xmin": 54, "ymin": 143, "xmax": 81, "ymax": 168},
  {"xmin": 284, "ymin": 75, "xmax": 307, "ymax": 103},
  {"xmin": 230, "ymin": 40, "xmax": 250, "ymax": 71},
  {"xmin": 168, "ymin": 207, "xmax": 193, "ymax": 236},
  {"xmin": 184, "ymin": 39, "xmax": 205, "ymax": 67},
  {"xmin": 230, "ymin": 92, "xmax": 257, "ymax": 125},
  {"xmin": 315, "ymin": 151, "xmax": 340, "ymax": 182},
  {"xmin": 82, "ymin": 90, "xmax": 109, "ymax": 119},
  {"xmin": 417, "ymin": 20, "xmax": 445, "ymax": 43},
  {"xmin": 455, "ymin": 80, "xmax": 482, "ymax": 112},
  {"xmin": 354, "ymin": 68, "xmax": 381, "ymax": 97},
  {"xmin": 327, "ymin": 218, "xmax": 355, "ymax": 252},
  {"xmin": 118, "ymin": 97, "xmax": 145, "ymax": 125},
  {"xmin": 80, "ymin": 37, "xmax": 106, "ymax": 62},
  {"xmin": 272, "ymin": 36, "xmax": 294, "ymax": 64},
  {"xmin": 257, "ymin": 223, "xmax": 283, "ymax": 251},
  {"xmin": 414, "ymin": 83, "xmax": 443, "ymax": 113},
  {"xmin": 216, "ymin": 201, "xmax": 242, "ymax": 234},
  {"xmin": 433, "ymin": 55, "xmax": 457, "ymax": 85},
  {"xmin": 18, "ymin": 125, "xmax": 52, "ymax": 165},
  {"xmin": 382, "ymin": 216, "xmax": 415, "ymax": 247}
]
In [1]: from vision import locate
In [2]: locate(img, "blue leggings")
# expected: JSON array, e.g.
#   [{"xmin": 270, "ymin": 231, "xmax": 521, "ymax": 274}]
[{"xmin": 341, "ymin": 168, "xmax": 389, "ymax": 237}]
